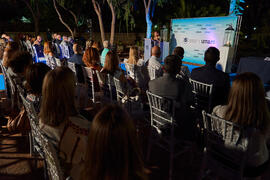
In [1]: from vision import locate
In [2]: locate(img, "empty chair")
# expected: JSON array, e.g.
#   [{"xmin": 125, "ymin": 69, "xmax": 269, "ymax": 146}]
[
  {"xmin": 201, "ymin": 111, "xmax": 254, "ymax": 180},
  {"xmin": 146, "ymin": 90, "xmax": 193, "ymax": 180},
  {"xmin": 189, "ymin": 78, "xmax": 213, "ymax": 113}
]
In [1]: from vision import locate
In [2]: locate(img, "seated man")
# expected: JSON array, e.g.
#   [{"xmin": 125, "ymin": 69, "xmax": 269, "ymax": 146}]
[
  {"xmin": 172, "ymin": 46, "xmax": 190, "ymax": 78},
  {"xmin": 149, "ymin": 55, "xmax": 194, "ymax": 136},
  {"xmin": 68, "ymin": 43, "xmax": 84, "ymax": 83},
  {"xmin": 146, "ymin": 46, "xmax": 163, "ymax": 81},
  {"xmin": 190, "ymin": 47, "xmax": 230, "ymax": 109}
]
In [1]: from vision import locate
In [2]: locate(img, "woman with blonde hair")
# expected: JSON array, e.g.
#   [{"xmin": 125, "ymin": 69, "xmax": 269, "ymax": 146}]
[
  {"xmin": 126, "ymin": 46, "xmax": 143, "ymax": 66},
  {"xmin": 212, "ymin": 72, "xmax": 270, "ymax": 178},
  {"xmin": 81, "ymin": 105, "xmax": 147, "ymax": 180},
  {"xmin": 43, "ymin": 41, "xmax": 57, "ymax": 69},
  {"xmin": 39, "ymin": 67, "xmax": 91, "ymax": 178}
]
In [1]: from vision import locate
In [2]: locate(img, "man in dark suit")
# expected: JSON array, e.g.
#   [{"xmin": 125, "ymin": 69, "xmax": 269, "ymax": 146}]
[
  {"xmin": 149, "ymin": 55, "xmax": 195, "ymax": 138},
  {"xmin": 190, "ymin": 47, "xmax": 230, "ymax": 109}
]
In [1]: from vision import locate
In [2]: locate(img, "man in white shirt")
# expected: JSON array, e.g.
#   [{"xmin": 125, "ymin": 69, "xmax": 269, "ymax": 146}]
[{"xmin": 146, "ymin": 46, "xmax": 163, "ymax": 80}]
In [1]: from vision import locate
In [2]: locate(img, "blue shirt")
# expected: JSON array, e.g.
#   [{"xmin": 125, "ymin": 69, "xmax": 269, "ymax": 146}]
[{"xmin": 100, "ymin": 48, "xmax": 109, "ymax": 67}]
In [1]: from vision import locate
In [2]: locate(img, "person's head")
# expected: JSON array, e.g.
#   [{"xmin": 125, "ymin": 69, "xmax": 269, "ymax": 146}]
[
  {"xmin": 204, "ymin": 47, "xmax": 220, "ymax": 66},
  {"xmin": 53, "ymin": 33, "xmax": 57, "ymax": 39},
  {"xmin": 81, "ymin": 105, "xmax": 146, "ymax": 180},
  {"xmin": 40, "ymin": 67, "xmax": 77, "ymax": 126},
  {"xmin": 43, "ymin": 41, "xmax": 53, "ymax": 55},
  {"xmin": 103, "ymin": 51, "xmax": 119, "ymax": 74},
  {"xmin": 73, "ymin": 43, "xmax": 83, "ymax": 55},
  {"xmin": 127, "ymin": 46, "xmax": 139, "ymax": 65},
  {"xmin": 25, "ymin": 63, "xmax": 51, "ymax": 95},
  {"xmin": 151, "ymin": 46, "xmax": 161, "ymax": 58},
  {"xmin": 0, "ymin": 38, "xmax": 7, "ymax": 59},
  {"xmin": 62, "ymin": 35, "xmax": 68, "ymax": 42},
  {"xmin": 7, "ymin": 51, "xmax": 33, "ymax": 74},
  {"xmin": 225, "ymin": 72, "xmax": 270, "ymax": 133},
  {"xmin": 163, "ymin": 55, "xmax": 181, "ymax": 75},
  {"xmin": 86, "ymin": 40, "xmax": 94, "ymax": 49},
  {"xmin": 1, "ymin": 34, "xmax": 7, "ymax": 39},
  {"xmin": 173, "ymin": 46, "xmax": 184, "ymax": 61},
  {"xmin": 57, "ymin": 34, "xmax": 61, "ymax": 41},
  {"xmin": 36, "ymin": 35, "xmax": 42, "ymax": 43},
  {"xmin": 153, "ymin": 31, "xmax": 160, "ymax": 41},
  {"xmin": 82, "ymin": 47, "xmax": 100, "ymax": 67},
  {"xmin": 103, "ymin": 40, "xmax": 109, "ymax": 49},
  {"xmin": 92, "ymin": 41, "xmax": 101, "ymax": 51}
]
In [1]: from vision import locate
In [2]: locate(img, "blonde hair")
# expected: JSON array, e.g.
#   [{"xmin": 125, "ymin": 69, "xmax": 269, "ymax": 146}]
[
  {"xmin": 225, "ymin": 72, "xmax": 270, "ymax": 134},
  {"xmin": 43, "ymin": 41, "xmax": 53, "ymax": 56},
  {"xmin": 40, "ymin": 67, "xmax": 77, "ymax": 126},
  {"xmin": 127, "ymin": 46, "xmax": 139, "ymax": 65}
]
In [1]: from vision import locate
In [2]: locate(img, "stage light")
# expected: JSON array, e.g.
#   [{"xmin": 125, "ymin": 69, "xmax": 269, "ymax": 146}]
[{"xmin": 253, "ymin": 27, "xmax": 256, "ymax": 30}]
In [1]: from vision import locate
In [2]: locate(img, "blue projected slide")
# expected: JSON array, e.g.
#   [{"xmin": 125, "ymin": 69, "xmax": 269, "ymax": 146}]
[{"xmin": 171, "ymin": 16, "xmax": 238, "ymax": 65}]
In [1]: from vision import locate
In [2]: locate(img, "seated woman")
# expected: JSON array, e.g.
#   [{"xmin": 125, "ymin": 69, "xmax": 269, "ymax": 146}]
[
  {"xmin": 80, "ymin": 105, "xmax": 147, "ymax": 180},
  {"xmin": 25, "ymin": 63, "xmax": 51, "ymax": 113},
  {"xmin": 39, "ymin": 67, "xmax": 91, "ymax": 178},
  {"xmin": 212, "ymin": 72, "xmax": 270, "ymax": 178},
  {"xmin": 125, "ymin": 46, "xmax": 146, "ymax": 90},
  {"xmin": 2, "ymin": 41, "xmax": 20, "ymax": 67},
  {"xmin": 43, "ymin": 41, "xmax": 57, "ymax": 69}
]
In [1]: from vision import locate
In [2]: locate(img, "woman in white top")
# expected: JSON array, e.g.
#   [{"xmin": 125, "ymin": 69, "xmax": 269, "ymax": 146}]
[
  {"xmin": 212, "ymin": 72, "xmax": 270, "ymax": 178},
  {"xmin": 43, "ymin": 41, "xmax": 57, "ymax": 69}
]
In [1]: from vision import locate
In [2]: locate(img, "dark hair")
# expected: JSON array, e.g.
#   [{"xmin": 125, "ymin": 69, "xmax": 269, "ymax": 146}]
[
  {"xmin": 225, "ymin": 72, "xmax": 270, "ymax": 134},
  {"xmin": 173, "ymin": 46, "xmax": 184, "ymax": 59},
  {"xmin": 103, "ymin": 51, "xmax": 119, "ymax": 75},
  {"xmin": 25, "ymin": 63, "xmax": 51, "ymax": 95},
  {"xmin": 81, "ymin": 105, "xmax": 146, "ymax": 180},
  {"xmin": 8, "ymin": 51, "xmax": 33, "ymax": 73},
  {"xmin": 163, "ymin": 55, "xmax": 181, "ymax": 75},
  {"xmin": 204, "ymin": 47, "xmax": 220, "ymax": 65}
]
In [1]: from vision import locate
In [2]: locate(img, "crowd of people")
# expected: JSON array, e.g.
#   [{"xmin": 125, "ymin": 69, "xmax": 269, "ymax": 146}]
[{"xmin": 0, "ymin": 32, "xmax": 270, "ymax": 179}]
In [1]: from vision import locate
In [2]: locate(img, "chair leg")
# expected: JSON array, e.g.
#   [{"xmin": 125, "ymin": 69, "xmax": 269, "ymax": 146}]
[
  {"xmin": 146, "ymin": 130, "xmax": 153, "ymax": 162},
  {"xmin": 169, "ymin": 141, "xmax": 174, "ymax": 180},
  {"xmin": 28, "ymin": 132, "xmax": 33, "ymax": 156}
]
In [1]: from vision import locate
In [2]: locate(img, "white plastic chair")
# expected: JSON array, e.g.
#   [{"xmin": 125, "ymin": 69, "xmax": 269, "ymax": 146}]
[
  {"xmin": 146, "ymin": 90, "xmax": 193, "ymax": 180},
  {"xmin": 201, "ymin": 111, "xmax": 253, "ymax": 180}
]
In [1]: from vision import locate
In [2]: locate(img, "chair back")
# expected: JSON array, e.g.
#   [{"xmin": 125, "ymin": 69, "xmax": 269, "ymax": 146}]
[
  {"xmin": 55, "ymin": 58, "xmax": 62, "ymax": 67},
  {"xmin": 189, "ymin": 78, "xmax": 213, "ymax": 112},
  {"xmin": 113, "ymin": 77, "xmax": 127, "ymax": 103},
  {"xmin": 41, "ymin": 135, "xmax": 64, "ymax": 180},
  {"xmin": 146, "ymin": 90, "xmax": 176, "ymax": 134},
  {"xmin": 46, "ymin": 56, "xmax": 57, "ymax": 69},
  {"xmin": 67, "ymin": 61, "xmax": 76, "ymax": 74},
  {"xmin": 202, "ymin": 111, "xmax": 252, "ymax": 179},
  {"xmin": 82, "ymin": 67, "xmax": 96, "ymax": 102}
]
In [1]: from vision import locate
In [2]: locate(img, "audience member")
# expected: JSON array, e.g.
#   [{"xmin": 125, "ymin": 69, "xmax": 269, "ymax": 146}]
[
  {"xmin": 80, "ymin": 105, "xmax": 146, "ymax": 180},
  {"xmin": 92, "ymin": 41, "xmax": 102, "ymax": 54},
  {"xmin": 69, "ymin": 43, "xmax": 84, "ymax": 65},
  {"xmin": 212, "ymin": 72, "xmax": 270, "ymax": 177},
  {"xmin": 85, "ymin": 40, "xmax": 94, "ymax": 50},
  {"xmin": 149, "ymin": 55, "xmax": 192, "ymax": 111},
  {"xmin": 172, "ymin": 46, "xmax": 190, "ymax": 78},
  {"xmin": 2, "ymin": 41, "xmax": 20, "ymax": 67},
  {"xmin": 39, "ymin": 67, "xmax": 91, "ymax": 178},
  {"xmin": 83, "ymin": 47, "xmax": 102, "ymax": 71},
  {"xmin": 33, "ymin": 35, "xmax": 45, "ymax": 62},
  {"xmin": 44, "ymin": 41, "xmax": 57, "ymax": 69},
  {"xmin": 53, "ymin": 34, "xmax": 62, "ymax": 58},
  {"xmin": 190, "ymin": 47, "xmax": 230, "ymax": 109},
  {"xmin": 6, "ymin": 51, "xmax": 33, "ymax": 86},
  {"xmin": 146, "ymin": 46, "xmax": 163, "ymax": 80},
  {"xmin": 100, "ymin": 40, "xmax": 109, "ymax": 67},
  {"xmin": 60, "ymin": 35, "xmax": 71, "ymax": 59},
  {"xmin": 25, "ymin": 63, "xmax": 50, "ymax": 113}
]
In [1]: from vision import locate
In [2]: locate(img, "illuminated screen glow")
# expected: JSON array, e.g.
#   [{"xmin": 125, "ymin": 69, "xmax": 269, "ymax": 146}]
[{"xmin": 170, "ymin": 16, "xmax": 238, "ymax": 65}]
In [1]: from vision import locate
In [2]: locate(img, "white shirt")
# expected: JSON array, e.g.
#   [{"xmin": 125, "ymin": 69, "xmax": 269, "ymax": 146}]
[{"xmin": 147, "ymin": 56, "xmax": 163, "ymax": 80}]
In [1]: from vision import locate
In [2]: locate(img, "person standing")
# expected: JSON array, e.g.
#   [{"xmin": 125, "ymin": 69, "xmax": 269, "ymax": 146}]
[{"xmin": 33, "ymin": 35, "xmax": 45, "ymax": 63}]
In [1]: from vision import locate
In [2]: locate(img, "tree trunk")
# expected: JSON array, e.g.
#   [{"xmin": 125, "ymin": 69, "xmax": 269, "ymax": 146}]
[
  {"xmin": 92, "ymin": 0, "xmax": 105, "ymax": 43},
  {"xmin": 53, "ymin": 0, "xmax": 74, "ymax": 38},
  {"xmin": 107, "ymin": 0, "xmax": 115, "ymax": 45},
  {"xmin": 34, "ymin": 17, "xmax": 39, "ymax": 36},
  {"xmin": 146, "ymin": 11, "xmax": 152, "ymax": 39}
]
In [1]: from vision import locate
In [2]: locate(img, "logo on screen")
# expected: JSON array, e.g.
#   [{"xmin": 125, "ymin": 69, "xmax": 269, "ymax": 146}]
[{"xmin": 184, "ymin": 38, "xmax": 188, "ymax": 43}]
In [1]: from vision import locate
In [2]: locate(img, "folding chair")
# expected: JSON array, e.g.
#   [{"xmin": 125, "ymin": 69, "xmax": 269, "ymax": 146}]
[
  {"xmin": 146, "ymin": 91, "xmax": 193, "ymax": 180},
  {"xmin": 201, "ymin": 111, "xmax": 254, "ymax": 180}
]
